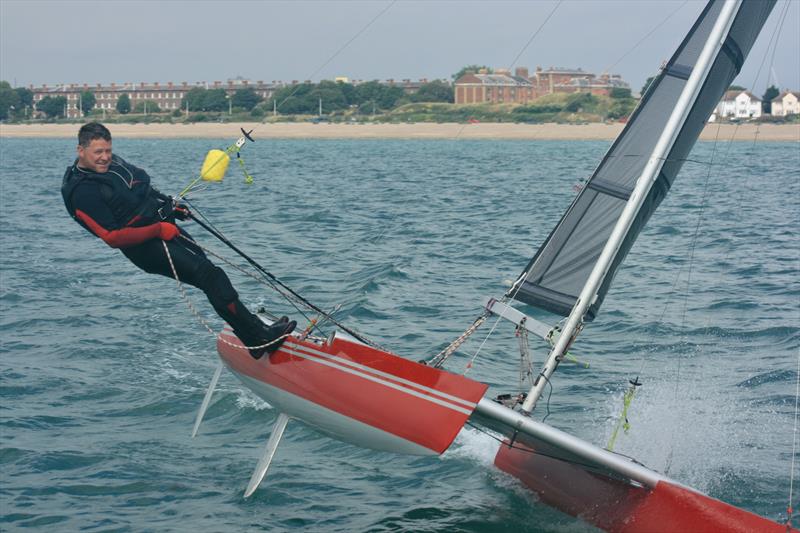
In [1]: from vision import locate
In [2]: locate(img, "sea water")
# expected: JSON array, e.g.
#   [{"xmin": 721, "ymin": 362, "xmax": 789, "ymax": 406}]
[{"xmin": 1, "ymin": 136, "xmax": 798, "ymax": 531}]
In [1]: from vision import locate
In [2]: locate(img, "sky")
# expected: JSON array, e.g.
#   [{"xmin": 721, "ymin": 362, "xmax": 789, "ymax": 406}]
[{"xmin": 1, "ymin": 0, "xmax": 798, "ymax": 96}]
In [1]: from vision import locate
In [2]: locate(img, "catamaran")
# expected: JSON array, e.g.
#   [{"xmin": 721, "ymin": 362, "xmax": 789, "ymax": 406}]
[{"xmin": 189, "ymin": 0, "xmax": 793, "ymax": 530}]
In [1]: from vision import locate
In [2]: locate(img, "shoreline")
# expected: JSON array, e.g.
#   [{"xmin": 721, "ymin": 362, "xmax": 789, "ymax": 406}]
[{"xmin": 1, "ymin": 122, "xmax": 798, "ymax": 142}]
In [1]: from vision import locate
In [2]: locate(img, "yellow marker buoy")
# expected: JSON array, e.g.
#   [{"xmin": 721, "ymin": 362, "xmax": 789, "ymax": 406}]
[{"xmin": 201, "ymin": 149, "xmax": 230, "ymax": 182}]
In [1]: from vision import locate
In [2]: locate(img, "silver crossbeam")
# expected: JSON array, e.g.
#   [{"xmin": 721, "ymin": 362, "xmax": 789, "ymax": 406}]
[{"xmin": 484, "ymin": 298, "xmax": 553, "ymax": 341}]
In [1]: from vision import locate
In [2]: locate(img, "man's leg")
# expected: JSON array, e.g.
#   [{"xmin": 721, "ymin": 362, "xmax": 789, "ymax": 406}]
[{"xmin": 121, "ymin": 234, "xmax": 295, "ymax": 357}]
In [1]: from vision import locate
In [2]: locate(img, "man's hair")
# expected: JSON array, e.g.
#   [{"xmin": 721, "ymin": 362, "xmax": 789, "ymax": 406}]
[{"xmin": 78, "ymin": 122, "xmax": 111, "ymax": 147}]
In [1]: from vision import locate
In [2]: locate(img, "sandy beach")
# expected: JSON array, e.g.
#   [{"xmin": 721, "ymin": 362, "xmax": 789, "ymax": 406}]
[{"xmin": 1, "ymin": 121, "xmax": 798, "ymax": 142}]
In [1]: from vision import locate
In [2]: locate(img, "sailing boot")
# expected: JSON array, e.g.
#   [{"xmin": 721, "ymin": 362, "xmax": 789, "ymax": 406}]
[
  {"xmin": 218, "ymin": 299, "xmax": 295, "ymax": 358},
  {"xmin": 249, "ymin": 319, "xmax": 297, "ymax": 360}
]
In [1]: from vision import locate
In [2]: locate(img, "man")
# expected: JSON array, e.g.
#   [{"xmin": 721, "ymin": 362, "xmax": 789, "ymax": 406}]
[{"xmin": 61, "ymin": 122, "xmax": 295, "ymax": 358}]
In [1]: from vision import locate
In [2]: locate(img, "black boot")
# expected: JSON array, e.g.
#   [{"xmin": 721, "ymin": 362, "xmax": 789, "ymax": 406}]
[
  {"xmin": 217, "ymin": 299, "xmax": 295, "ymax": 358},
  {"xmin": 249, "ymin": 320, "xmax": 297, "ymax": 360}
]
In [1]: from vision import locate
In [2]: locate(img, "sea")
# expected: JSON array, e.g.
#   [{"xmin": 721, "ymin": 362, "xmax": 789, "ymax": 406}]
[{"xmin": 1, "ymin": 135, "xmax": 798, "ymax": 532}]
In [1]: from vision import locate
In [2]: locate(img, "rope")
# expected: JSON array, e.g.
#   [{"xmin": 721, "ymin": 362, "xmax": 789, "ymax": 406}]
[
  {"xmin": 173, "ymin": 231, "xmax": 359, "ymax": 346},
  {"xmin": 427, "ymin": 313, "xmax": 487, "ymax": 368},
  {"xmin": 161, "ymin": 240, "xmax": 292, "ymax": 352}
]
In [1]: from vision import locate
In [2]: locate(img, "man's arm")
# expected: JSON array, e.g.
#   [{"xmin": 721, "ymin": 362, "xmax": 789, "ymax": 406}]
[{"xmin": 71, "ymin": 183, "xmax": 176, "ymax": 248}]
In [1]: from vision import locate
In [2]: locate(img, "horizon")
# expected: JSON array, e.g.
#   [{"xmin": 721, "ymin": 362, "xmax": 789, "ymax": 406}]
[{"xmin": 1, "ymin": 1, "xmax": 798, "ymax": 96}]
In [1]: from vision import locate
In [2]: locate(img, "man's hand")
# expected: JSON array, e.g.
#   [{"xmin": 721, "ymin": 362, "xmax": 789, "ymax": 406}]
[
  {"xmin": 158, "ymin": 222, "xmax": 180, "ymax": 241},
  {"xmin": 173, "ymin": 202, "xmax": 191, "ymax": 221}
]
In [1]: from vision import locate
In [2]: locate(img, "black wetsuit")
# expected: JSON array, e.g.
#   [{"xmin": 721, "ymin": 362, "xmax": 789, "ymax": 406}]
[{"xmin": 61, "ymin": 155, "xmax": 276, "ymax": 351}]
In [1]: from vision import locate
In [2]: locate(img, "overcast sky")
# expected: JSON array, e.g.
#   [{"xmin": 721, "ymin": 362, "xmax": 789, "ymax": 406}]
[{"xmin": 1, "ymin": 0, "xmax": 797, "ymax": 95}]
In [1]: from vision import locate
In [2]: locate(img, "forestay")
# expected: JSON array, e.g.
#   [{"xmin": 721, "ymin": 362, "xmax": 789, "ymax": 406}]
[{"xmin": 512, "ymin": 0, "xmax": 775, "ymax": 321}]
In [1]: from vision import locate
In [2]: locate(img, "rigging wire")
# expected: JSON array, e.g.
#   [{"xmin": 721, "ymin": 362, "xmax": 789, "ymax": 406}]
[
  {"xmin": 257, "ymin": 1, "xmax": 397, "ymax": 131},
  {"xmin": 507, "ymin": 1, "xmax": 563, "ymax": 70},
  {"xmin": 789, "ymin": 352, "xmax": 800, "ymax": 527},
  {"xmin": 449, "ymin": 1, "xmax": 563, "ymax": 143},
  {"xmin": 749, "ymin": 0, "xmax": 792, "ymax": 144},
  {"xmin": 663, "ymin": 1, "xmax": 794, "ymax": 474},
  {"xmin": 600, "ymin": 0, "xmax": 690, "ymax": 78}
]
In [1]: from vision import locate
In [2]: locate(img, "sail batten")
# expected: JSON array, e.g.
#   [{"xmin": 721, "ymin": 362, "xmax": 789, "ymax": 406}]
[{"xmin": 512, "ymin": 0, "xmax": 775, "ymax": 322}]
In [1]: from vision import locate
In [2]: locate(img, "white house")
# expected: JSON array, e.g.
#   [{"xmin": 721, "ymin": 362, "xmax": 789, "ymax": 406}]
[
  {"xmin": 716, "ymin": 90, "xmax": 762, "ymax": 119},
  {"xmin": 770, "ymin": 91, "xmax": 800, "ymax": 116}
]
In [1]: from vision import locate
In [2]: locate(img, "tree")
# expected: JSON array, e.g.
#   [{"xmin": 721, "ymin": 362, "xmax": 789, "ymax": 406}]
[
  {"xmin": 182, "ymin": 87, "xmax": 205, "ymax": 111},
  {"xmin": 640, "ymin": 76, "xmax": 655, "ymax": 96},
  {"xmin": 80, "ymin": 90, "xmax": 96, "ymax": 115},
  {"xmin": 231, "ymin": 88, "xmax": 262, "ymax": 110},
  {"xmin": 116, "ymin": 93, "xmax": 131, "ymax": 114},
  {"xmin": 134, "ymin": 100, "xmax": 161, "ymax": 113},
  {"xmin": 15, "ymin": 87, "xmax": 33, "ymax": 107},
  {"xmin": 202, "ymin": 88, "xmax": 228, "ymax": 112},
  {"xmin": 762, "ymin": 84, "xmax": 779, "ymax": 114},
  {"xmin": 37, "ymin": 95, "xmax": 67, "ymax": 118},
  {"xmin": 452, "ymin": 65, "xmax": 492, "ymax": 81},
  {"xmin": 0, "ymin": 81, "xmax": 20, "ymax": 120},
  {"xmin": 412, "ymin": 80, "xmax": 454, "ymax": 103},
  {"xmin": 609, "ymin": 87, "xmax": 632, "ymax": 99},
  {"xmin": 312, "ymin": 80, "xmax": 347, "ymax": 113},
  {"xmin": 728, "ymin": 84, "xmax": 746, "ymax": 91}
]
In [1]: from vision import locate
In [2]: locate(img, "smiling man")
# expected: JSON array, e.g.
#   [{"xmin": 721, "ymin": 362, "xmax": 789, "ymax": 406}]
[{"xmin": 61, "ymin": 122, "xmax": 295, "ymax": 358}]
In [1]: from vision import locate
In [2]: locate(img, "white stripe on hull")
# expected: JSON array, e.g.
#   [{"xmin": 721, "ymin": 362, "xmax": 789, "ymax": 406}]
[{"xmin": 233, "ymin": 370, "xmax": 435, "ymax": 456}]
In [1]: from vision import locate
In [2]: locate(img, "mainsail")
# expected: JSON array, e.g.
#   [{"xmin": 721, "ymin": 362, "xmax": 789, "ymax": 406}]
[{"xmin": 512, "ymin": 0, "xmax": 775, "ymax": 321}]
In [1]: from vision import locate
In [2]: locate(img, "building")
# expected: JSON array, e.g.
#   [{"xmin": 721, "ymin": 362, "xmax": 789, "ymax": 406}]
[
  {"xmin": 770, "ymin": 91, "xmax": 800, "ymax": 116},
  {"xmin": 454, "ymin": 66, "xmax": 630, "ymax": 104},
  {"xmin": 715, "ymin": 90, "xmax": 762, "ymax": 119},
  {"xmin": 30, "ymin": 79, "xmax": 280, "ymax": 118},
  {"xmin": 454, "ymin": 68, "xmax": 537, "ymax": 105}
]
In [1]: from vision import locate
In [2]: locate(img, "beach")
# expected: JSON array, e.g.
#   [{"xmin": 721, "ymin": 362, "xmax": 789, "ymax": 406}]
[{"xmin": 1, "ymin": 121, "xmax": 798, "ymax": 142}]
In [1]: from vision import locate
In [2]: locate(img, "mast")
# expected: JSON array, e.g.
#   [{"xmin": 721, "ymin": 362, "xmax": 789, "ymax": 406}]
[{"xmin": 521, "ymin": 0, "xmax": 742, "ymax": 414}]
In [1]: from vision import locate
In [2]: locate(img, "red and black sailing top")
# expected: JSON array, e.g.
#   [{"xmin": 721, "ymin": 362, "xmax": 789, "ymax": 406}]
[{"xmin": 61, "ymin": 155, "xmax": 171, "ymax": 248}]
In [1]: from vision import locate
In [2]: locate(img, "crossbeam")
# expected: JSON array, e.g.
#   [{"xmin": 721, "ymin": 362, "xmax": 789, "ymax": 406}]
[{"xmin": 484, "ymin": 298, "xmax": 553, "ymax": 341}]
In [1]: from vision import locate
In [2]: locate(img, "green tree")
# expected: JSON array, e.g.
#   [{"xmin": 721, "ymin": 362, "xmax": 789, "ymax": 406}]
[
  {"xmin": 338, "ymin": 81, "xmax": 357, "ymax": 106},
  {"xmin": 609, "ymin": 87, "xmax": 632, "ymax": 99},
  {"xmin": 313, "ymin": 80, "xmax": 347, "ymax": 113},
  {"xmin": 272, "ymin": 83, "xmax": 315, "ymax": 114},
  {"xmin": 202, "ymin": 88, "xmax": 228, "ymax": 112},
  {"xmin": 37, "ymin": 95, "xmax": 67, "ymax": 118},
  {"xmin": 182, "ymin": 87, "xmax": 205, "ymax": 111},
  {"xmin": 564, "ymin": 92, "xmax": 597, "ymax": 113},
  {"xmin": 134, "ymin": 100, "xmax": 161, "ymax": 113},
  {"xmin": 762, "ymin": 84, "xmax": 779, "ymax": 114},
  {"xmin": 412, "ymin": 80, "xmax": 454, "ymax": 103},
  {"xmin": 728, "ymin": 84, "xmax": 746, "ymax": 91},
  {"xmin": 80, "ymin": 90, "xmax": 96, "ymax": 115},
  {"xmin": 14, "ymin": 87, "xmax": 33, "ymax": 108},
  {"xmin": 452, "ymin": 65, "xmax": 492, "ymax": 81},
  {"xmin": 640, "ymin": 76, "xmax": 655, "ymax": 96},
  {"xmin": 116, "ymin": 93, "xmax": 131, "ymax": 114},
  {"xmin": 0, "ymin": 81, "xmax": 21, "ymax": 120},
  {"xmin": 231, "ymin": 88, "xmax": 262, "ymax": 110}
]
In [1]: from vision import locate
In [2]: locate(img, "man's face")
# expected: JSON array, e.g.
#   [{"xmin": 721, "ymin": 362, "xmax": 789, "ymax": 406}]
[{"xmin": 77, "ymin": 138, "xmax": 112, "ymax": 173}]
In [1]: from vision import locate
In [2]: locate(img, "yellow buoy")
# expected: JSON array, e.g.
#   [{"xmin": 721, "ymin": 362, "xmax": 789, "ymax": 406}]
[{"xmin": 200, "ymin": 149, "xmax": 230, "ymax": 182}]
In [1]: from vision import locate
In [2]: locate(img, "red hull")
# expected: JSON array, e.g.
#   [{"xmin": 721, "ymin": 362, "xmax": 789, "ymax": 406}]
[
  {"xmin": 217, "ymin": 330, "xmax": 488, "ymax": 454},
  {"xmin": 495, "ymin": 441, "xmax": 791, "ymax": 533}
]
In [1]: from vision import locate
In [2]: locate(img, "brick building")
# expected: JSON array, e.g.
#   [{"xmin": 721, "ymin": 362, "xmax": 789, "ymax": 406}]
[
  {"xmin": 454, "ymin": 68, "xmax": 537, "ymax": 105},
  {"xmin": 454, "ymin": 66, "xmax": 630, "ymax": 104},
  {"xmin": 30, "ymin": 79, "xmax": 280, "ymax": 118}
]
